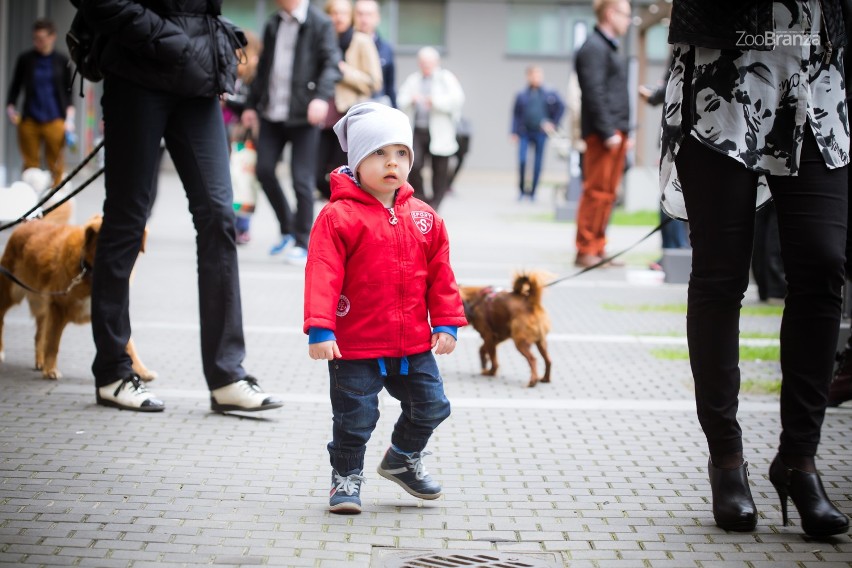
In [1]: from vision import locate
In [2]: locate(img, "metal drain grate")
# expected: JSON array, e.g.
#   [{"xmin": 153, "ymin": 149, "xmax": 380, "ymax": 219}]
[{"xmin": 372, "ymin": 549, "xmax": 560, "ymax": 568}]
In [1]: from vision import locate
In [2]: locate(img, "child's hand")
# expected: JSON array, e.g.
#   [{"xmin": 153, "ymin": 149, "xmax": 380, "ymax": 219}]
[
  {"xmin": 309, "ymin": 340, "xmax": 341, "ymax": 360},
  {"xmin": 431, "ymin": 332, "xmax": 456, "ymax": 355}
]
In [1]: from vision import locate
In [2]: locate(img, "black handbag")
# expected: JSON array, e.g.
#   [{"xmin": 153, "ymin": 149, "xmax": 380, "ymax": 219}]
[{"xmin": 66, "ymin": 2, "xmax": 103, "ymax": 93}]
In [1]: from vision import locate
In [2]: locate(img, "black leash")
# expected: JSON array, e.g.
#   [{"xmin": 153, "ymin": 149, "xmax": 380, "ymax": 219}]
[
  {"xmin": 0, "ymin": 139, "xmax": 104, "ymax": 233},
  {"xmin": 0, "ymin": 259, "xmax": 91, "ymax": 296},
  {"xmin": 544, "ymin": 217, "xmax": 673, "ymax": 287}
]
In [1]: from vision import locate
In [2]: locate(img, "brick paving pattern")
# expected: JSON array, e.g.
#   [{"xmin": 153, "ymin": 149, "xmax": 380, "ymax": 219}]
[{"xmin": 0, "ymin": 169, "xmax": 849, "ymax": 567}]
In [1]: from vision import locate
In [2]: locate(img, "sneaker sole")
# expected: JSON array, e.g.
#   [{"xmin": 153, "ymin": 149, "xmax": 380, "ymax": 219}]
[
  {"xmin": 210, "ymin": 400, "xmax": 284, "ymax": 413},
  {"xmin": 329, "ymin": 502, "xmax": 362, "ymax": 514},
  {"xmin": 96, "ymin": 393, "xmax": 165, "ymax": 412},
  {"xmin": 376, "ymin": 467, "xmax": 442, "ymax": 500}
]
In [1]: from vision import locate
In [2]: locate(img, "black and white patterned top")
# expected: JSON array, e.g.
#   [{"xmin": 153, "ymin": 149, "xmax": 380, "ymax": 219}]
[{"xmin": 660, "ymin": 0, "xmax": 849, "ymax": 220}]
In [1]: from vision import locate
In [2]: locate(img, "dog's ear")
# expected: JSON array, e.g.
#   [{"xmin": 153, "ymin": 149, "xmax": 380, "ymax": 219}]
[
  {"xmin": 83, "ymin": 224, "xmax": 99, "ymax": 266},
  {"xmin": 139, "ymin": 226, "xmax": 149, "ymax": 254}
]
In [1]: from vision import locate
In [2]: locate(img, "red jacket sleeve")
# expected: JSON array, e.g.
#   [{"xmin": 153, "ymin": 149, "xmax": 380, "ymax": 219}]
[
  {"xmin": 304, "ymin": 208, "xmax": 347, "ymax": 334},
  {"xmin": 425, "ymin": 216, "xmax": 468, "ymax": 328}
]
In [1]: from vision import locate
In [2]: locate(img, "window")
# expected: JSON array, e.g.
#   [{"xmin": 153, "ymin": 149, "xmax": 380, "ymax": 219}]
[
  {"xmin": 506, "ymin": 3, "xmax": 594, "ymax": 56},
  {"xmin": 381, "ymin": 0, "xmax": 446, "ymax": 50}
]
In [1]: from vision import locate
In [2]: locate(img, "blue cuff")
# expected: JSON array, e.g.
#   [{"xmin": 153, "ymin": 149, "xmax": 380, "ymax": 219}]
[
  {"xmin": 308, "ymin": 327, "xmax": 336, "ymax": 344},
  {"xmin": 432, "ymin": 326, "xmax": 458, "ymax": 340}
]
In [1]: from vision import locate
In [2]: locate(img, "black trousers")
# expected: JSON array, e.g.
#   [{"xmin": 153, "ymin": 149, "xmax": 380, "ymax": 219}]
[
  {"xmin": 677, "ymin": 130, "xmax": 847, "ymax": 458},
  {"xmin": 92, "ymin": 74, "xmax": 247, "ymax": 390},
  {"xmin": 410, "ymin": 127, "xmax": 450, "ymax": 210},
  {"xmin": 751, "ymin": 201, "xmax": 786, "ymax": 301},
  {"xmin": 255, "ymin": 118, "xmax": 319, "ymax": 249}
]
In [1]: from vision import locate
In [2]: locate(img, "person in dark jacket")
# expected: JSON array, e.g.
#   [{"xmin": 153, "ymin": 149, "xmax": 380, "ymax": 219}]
[
  {"xmin": 660, "ymin": 0, "xmax": 849, "ymax": 537},
  {"xmin": 79, "ymin": 0, "xmax": 282, "ymax": 414},
  {"xmin": 573, "ymin": 0, "xmax": 632, "ymax": 268},
  {"xmin": 5, "ymin": 19, "xmax": 74, "ymax": 186},
  {"xmin": 354, "ymin": 0, "xmax": 396, "ymax": 107},
  {"xmin": 511, "ymin": 65, "xmax": 565, "ymax": 201},
  {"xmin": 241, "ymin": 0, "xmax": 341, "ymax": 264}
]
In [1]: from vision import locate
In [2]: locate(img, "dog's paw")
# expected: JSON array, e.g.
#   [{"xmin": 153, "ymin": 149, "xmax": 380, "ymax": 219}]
[
  {"xmin": 42, "ymin": 368, "xmax": 62, "ymax": 380},
  {"xmin": 136, "ymin": 368, "xmax": 158, "ymax": 382}
]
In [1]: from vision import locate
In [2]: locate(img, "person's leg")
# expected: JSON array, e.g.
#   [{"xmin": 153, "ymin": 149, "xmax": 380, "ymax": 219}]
[
  {"xmin": 164, "ymin": 95, "xmax": 247, "ymax": 390},
  {"xmin": 767, "ymin": 129, "xmax": 846, "ymax": 461},
  {"xmin": 254, "ymin": 118, "xmax": 292, "ymax": 237},
  {"xmin": 765, "ymin": 130, "xmax": 849, "ymax": 537},
  {"xmin": 429, "ymin": 154, "xmax": 450, "ymax": 210},
  {"xmin": 676, "ymin": 135, "xmax": 760, "ymax": 458},
  {"xmin": 288, "ymin": 125, "xmax": 320, "ymax": 250},
  {"xmin": 92, "ymin": 75, "xmax": 166, "ymax": 387},
  {"xmin": 575, "ymin": 135, "xmax": 622, "ymax": 258},
  {"xmin": 517, "ymin": 134, "xmax": 530, "ymax": 197},
  {"xmin": 409, "ymin": 128, "xmax": 430, "ymax": 202},
  {"xmin": 327, "ymin": 359, "xmax": 384, "ymax": 474},
  {"xmin": 596, "ymin": 135, "xmax": 629, "ymax": 256},
  {"xmin": 16, "ymin": 118, "xmax": 42, "ymax": 172},
  {"xmin": 315, "ymin": 128, "xmax": 337, "ymax": 201},
  {"xmin": 381, "ymin": 352, "xmax": 451, "ymax": 453},
  {"xmin": 530, "ymin": 130, "xmax": 548, "ymax": 198},
  {"xmin": 41, "ymin": 118, "xmax": 66, "ymax": 186},
  {"xmin": 751, "ymin": 206, "xmax": 771, "ymax": 301},
  {"xmin": 377, "ymin": 352, "xmax": 449, "ymax": 499},
  {"xmin": 447, "ymin": 134, "xmax": 468, "ymax": 189},
  {"xmin": 677, "ymin": 134, "xmax": 760, "ymax": 532}
]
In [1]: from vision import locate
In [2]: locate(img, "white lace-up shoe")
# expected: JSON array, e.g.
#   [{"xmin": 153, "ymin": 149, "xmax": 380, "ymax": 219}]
[
  {"xmin": 210, "ymin": 376, "xmax": 283, "ymax": 412},
  {"xmin": 96, "ymin": 374, "xmax": 165, "ymax": 412}
]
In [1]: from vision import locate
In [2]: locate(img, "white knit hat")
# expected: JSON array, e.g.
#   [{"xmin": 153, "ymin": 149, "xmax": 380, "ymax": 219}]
[{"xmin": 333, "ymin": 102, "xmax": 414, "ymax": 175}]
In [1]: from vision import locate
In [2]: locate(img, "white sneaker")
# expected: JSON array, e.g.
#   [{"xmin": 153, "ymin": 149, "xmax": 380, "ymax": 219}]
[
  {"xmin": 96, "ymin": 375, "xmax": 165, "ymax": 412},
  {"xmin": 210, "ymin": 376, "xmax": 283, "ymax": 412},
  {"xmin": 284, "ymin": 246, "xmax": 308, "ymax": 266}
]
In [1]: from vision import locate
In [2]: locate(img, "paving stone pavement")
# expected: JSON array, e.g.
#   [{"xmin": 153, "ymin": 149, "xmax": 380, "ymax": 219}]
[{"xmin": 0, "ymin": 167, "xmax": 850, "ymax": 567}]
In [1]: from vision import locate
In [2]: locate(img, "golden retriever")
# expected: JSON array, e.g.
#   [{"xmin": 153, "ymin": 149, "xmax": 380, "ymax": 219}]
[{"xmin": 0, "ymin": 215, "xmax": 156, "ymax": 380}]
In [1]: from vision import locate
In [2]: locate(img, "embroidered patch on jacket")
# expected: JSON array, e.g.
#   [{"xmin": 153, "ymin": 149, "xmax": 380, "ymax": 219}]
[
  {"xmin": 411, "ymin": 211, "xmax": 434, "ymax": 234},
  {"xmin": 336, "ymin": 295, "xmax": 351, "ymax": 317}
]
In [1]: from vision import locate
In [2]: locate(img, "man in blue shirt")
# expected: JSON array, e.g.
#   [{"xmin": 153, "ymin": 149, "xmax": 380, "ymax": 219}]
[
  {"xmin": 6, "ymin": 19, "xmax": 74, "ymax": 186},
  {"xmin": 511, "ymin": 65, "xmax": 565, "ymax": 201}
]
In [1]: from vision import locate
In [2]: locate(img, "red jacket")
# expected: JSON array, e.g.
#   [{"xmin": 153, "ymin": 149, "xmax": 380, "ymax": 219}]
[{"xmin": 304, "ymin": 168, "xmax": 467, "ymax": 359}]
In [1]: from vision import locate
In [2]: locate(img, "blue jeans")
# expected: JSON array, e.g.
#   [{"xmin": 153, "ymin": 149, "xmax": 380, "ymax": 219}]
[
  {"xmin": 518, "ymin": 130, "xmax": 548, "ymax": 196},
  {"xmin": 92, "ymin": 74, "xmax": 246, "ymax": 390},
  {"xmin": 327, "ymin": 351, "xmax": 451, "ymax": 474}
]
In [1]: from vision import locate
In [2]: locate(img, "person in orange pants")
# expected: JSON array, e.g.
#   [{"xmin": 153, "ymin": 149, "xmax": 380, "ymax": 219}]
[{"xmin": 572, "ymin": 0, "xmax": 632, "ymax": 268}]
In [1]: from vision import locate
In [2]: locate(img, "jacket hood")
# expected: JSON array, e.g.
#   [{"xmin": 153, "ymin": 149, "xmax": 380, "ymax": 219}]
[{"xmin": 328, "ymin": 166, "xmax": 415, "ymax": 206}]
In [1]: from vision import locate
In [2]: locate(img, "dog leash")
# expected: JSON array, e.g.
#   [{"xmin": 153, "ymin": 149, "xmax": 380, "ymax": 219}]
[
  {"xmin": 0, "ymin": 139, "xmax": 104, "ymax": 233},
  {"xmin": 0, "ymin": 259, "xmax": 91, "ymax": 296},
  {"xmin": 544, "ymin": 217, "xmax": 673, "ymax": 287}
]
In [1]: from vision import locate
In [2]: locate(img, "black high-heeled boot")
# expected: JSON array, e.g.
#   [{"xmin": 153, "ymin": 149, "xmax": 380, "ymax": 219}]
[
  {"xmin": 768, "ymin": 454, "xmax": 850, "ymax": 537},
  {"xmin": 708, "ymin": 458, "xmax": 758, "ymax": 531}
]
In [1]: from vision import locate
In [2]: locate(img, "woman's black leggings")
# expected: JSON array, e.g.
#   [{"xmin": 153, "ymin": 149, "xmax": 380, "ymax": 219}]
[{"xmin": 676, "ymin": 129, "xmax": 847, "ymax": 458}]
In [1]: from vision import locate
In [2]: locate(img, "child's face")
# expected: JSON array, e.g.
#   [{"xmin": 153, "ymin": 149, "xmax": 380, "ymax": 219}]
[{"xmin": 357, "ymin": 144, "xmax": 411, "ymax": 203}]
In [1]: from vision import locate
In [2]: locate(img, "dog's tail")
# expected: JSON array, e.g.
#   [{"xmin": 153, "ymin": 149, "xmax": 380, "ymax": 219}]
[{"xmin": 512, "ymin": 271, "xmax": 545, "ymax": 307}]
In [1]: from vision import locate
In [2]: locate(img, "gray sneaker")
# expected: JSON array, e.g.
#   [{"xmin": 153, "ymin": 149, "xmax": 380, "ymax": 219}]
[
  {"xmin": 329, "ymin": 469, "xmax": 365, "ymax": 514},
  {"xmin": 377, "ymin": 447, "xmax": 442, "ymax": 499}
]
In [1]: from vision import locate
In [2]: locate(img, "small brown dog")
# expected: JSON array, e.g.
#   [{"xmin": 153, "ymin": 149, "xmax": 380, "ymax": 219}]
[
  {"xmin": 0, "ymin": 215, "xmax": 156, "ymax": 380},
  {"xmin": 460, "ymin": 271, "xmax": 552, "ymax": 388}
]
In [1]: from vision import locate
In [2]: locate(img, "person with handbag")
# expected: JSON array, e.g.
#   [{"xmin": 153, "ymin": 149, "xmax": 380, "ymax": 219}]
[{"xmin": 77, "ymin": 0, "xmax": 283, "ymax": 413}]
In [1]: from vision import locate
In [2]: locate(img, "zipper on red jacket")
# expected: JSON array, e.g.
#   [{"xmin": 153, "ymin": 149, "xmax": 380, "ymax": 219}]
[{"xmin": 388, "ymin": 202, "xmax": 405, "ymax": 352}]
